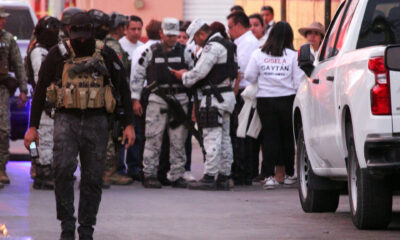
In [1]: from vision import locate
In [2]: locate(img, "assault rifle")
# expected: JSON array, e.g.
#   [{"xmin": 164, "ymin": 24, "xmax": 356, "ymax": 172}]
[
  {"xmin": 67, "ymin": 57, "xmax": 109, "ymax": 79},
  {"xmin": 145, "ymin": 82, "xmax": 207, "ymax": 161}
]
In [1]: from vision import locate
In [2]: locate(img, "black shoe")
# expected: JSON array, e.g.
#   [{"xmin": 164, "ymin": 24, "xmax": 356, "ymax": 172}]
[
  {"xmin": 171, "ymin": 177, "xmax": 187, "ymax": 188},
  {"xmin": 188, "ymin": 174, "xmax": 216, "ymax": 190},
  {"xmin": 59, "ymin": 230, "xmax": 75, "ymax": 240},
  {"xmin": 253, "ymin": 175, "xmax": 265, "ymax": 182},
  {"xmin": 216, "ymin": 174, "xmax": 230, "ymax": 191},
  {"xmin": 143, "ymin": 177, "xmax": 162, "ymax": 188},
  {"xmin": 233, "ymin": 178, "xmax": 245, "ymax": 186},
  {"xmin": 78, "ymin": 225, "xmax": 93, "ymax": 240},
  {"xmin": 158, "ymin": 176, "xmax": 171, "ymax": 186},
  {"xmin": 33, "ymin": 178, "xmax": 55, "ymax": 190}
]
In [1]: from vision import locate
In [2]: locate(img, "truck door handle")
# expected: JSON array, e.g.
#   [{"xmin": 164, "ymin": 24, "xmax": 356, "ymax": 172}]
[
  {"xmin": 327, "ymin": 76, "xmax": 334, "ymax": 81},
  {"xmin": 312, "ymin": 79, "xmax": 320, "ymax": 84}
]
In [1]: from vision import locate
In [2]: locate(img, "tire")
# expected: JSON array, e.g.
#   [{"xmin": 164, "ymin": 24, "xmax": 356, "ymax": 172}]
[
  {"xmin": 346, "ymin": 121, "xmax": 392, "ymax": 229},
  {"xmin": 297, "ymin": 127, "xmax": 340, "ymax": 212}
]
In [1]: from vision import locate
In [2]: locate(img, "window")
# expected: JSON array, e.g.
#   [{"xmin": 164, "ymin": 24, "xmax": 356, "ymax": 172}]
[
  {"xmin": 336, "ymin": 0, "xmax": 359, "ymax": 51},
  {"xmin": 357, "ymin": 0, "xmax": 400, "ymax": 49},
  {"xmin": 4, "ymin": 8, "xmax": 34, "ymax": 40},
  {"xmin": 319, "ymin": 2, "xmax": 347, "ymax": 61}
]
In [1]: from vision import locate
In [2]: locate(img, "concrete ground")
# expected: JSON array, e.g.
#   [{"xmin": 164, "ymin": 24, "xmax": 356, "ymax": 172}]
[{"xmin": 1, "ymin": 143, "xmax": 400, "ymax": 240}]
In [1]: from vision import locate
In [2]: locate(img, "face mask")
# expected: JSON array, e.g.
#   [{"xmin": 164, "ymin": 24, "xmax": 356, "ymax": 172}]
[
  {"xmin": 95, "ymin": 27, "xmax": 108, "ymax": 40},
  {"xmin": 70, "ymin": 38, "xmax": 95, "ymax": 57},
  {"xmin": 37, "ymin": 29, "xmax": 59, "ymax": 49}
]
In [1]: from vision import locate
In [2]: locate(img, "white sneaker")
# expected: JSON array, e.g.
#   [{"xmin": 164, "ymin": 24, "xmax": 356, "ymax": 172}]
[
  {"xmin": 183, "ymin": 171, "xmax": 196, "ymax": 182},
  {"xmin": 263, "ymin": 177, "xmax": 279, "ymax": 190},
  {"xmin": 284, "ymin": 175, "xmax": 297, "ymax": 185}
]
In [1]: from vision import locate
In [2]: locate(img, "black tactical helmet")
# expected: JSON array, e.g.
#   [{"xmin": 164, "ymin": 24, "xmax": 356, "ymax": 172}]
[
  {"xmin": 88, "ymin": 9, "xmax": 110, "ymax": 29},
  {"xmin": 109, "ymin": 12, "xmax": 128, "ymax": 30},
  {"xmin": 61, "ymin": 7, "xmax": 84, "ymax": 25},
  {"xmin": 34, "ymin": 16, "xmax": 61, "ymax": 36}
]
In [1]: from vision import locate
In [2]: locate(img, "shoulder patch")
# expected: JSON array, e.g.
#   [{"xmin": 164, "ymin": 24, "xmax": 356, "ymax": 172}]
[{"xmin": 203, "ymin": 45, "xmax": 211, "ymax": 53}]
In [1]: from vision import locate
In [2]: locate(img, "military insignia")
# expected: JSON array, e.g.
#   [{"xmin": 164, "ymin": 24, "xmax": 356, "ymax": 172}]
[{"xmin": 203, "ymin": 45, "xmax": 211, "ymax": 53}]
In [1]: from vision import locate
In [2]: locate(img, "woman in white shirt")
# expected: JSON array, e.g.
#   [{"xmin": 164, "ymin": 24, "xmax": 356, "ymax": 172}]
[{"xmin": 245, "ymin": 21, "xmax": 304, "ymax": 189}]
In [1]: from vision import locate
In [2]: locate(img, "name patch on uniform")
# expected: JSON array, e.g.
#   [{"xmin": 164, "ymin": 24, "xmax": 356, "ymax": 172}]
[
  {"xmin": 155, "ymin": 57, "xmax": 165, "ymax": 63},
  {"xmin": 168, "ymin": 57, "xmax": 182, "ymax": 63}
]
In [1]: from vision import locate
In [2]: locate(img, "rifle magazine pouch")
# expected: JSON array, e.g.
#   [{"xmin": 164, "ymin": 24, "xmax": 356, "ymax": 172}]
[
  {"xmin": 46, "ymin": 83, "xmax": 58, "ymax": 104},
  {"xmin": 64, "ymin": 86, "xmax": 75, "ymax": 108},
  {"xmin": 198, "ymin": 107, "xmax": 221, "ymax": 128},
  {"xmin": 93, "ymin": 87, "xmax": 105, "ymax": 108},
  {"xmin": 104, "ymin": 85, "xmax": 116, "ymax": 113},
  {"xmin": 78, "ymin": 88, "xmax": 88, "ymax": 109}
]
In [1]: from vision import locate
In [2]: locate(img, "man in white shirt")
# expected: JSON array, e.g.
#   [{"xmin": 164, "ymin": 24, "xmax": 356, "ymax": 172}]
[
  {"xmin": 261, "ymin": 6, "xmax": 275, "ymax": 42},
  {"xmin": 119, "ymin": 15, "xmax": 144, "ymax": 61},
  {"xmin": 227, "ymin": 11, "xmax": 260, "ymax": 186}
]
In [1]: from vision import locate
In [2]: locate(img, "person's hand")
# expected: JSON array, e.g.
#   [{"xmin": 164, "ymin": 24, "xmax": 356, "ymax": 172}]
[
  {"xmin": 122, "ymin": 125, "xmax": 135, "ymax": 149},
  {"xmin": 133, "ymin": 100, "xmax": 143, "ymax": 116},
  {"xmin": 24, "ymin": 127, "xmax": 39, "ymax": 150},
  {"xmin": 191, "ymin": 104, "xmax": 196, "ymax": 122},
  {"xmin": 18, "ymin": 92, "xmax": 27, "ymax": 108},
  {"xmin": 170, "ymin": 69, "xmax": 187, "ymax": 80}
]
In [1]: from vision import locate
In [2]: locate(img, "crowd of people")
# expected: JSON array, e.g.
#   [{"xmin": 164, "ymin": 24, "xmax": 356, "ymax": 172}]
[{"xmin": 0, "ymin": 4, "xmax": 326, "ymax": 239}]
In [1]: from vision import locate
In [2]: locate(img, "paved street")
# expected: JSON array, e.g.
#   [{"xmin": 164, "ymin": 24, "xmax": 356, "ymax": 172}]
[{"xmin": 1, "ymin": 142, "xmax": 400, "ymax": 240}]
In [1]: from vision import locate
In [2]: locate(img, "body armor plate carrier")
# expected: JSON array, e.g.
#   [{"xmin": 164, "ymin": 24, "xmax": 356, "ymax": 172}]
[
  {"xmin": 146, "ymin": 42, "xmax": 188, "ymax": 86},
  {"xmin": 46, "ymin": 40, "xmax": 116, "ymax": 113}
]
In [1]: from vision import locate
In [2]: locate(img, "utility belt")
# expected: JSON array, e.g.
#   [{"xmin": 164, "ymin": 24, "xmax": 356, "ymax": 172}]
[
  {"xmin": 159, "ymin": 86, "xmax": 187, "ymax": 95},
  {"xmin": 55, "ymin": 107, "xmax": 107, "ymax": 116},
  {"xmin": 197, "ymin": 86, "xmax": 232, "ymax": 129},
  {"xmin": 46, "ymin": 83, "xmax": 116, "ymax": 113}
]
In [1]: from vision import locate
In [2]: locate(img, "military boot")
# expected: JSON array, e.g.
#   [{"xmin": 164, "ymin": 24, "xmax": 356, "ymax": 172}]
[
  {"xmin": 108, "ymin": 172, "xmax": 133, "ymax": 185},
  {"xmin": 171, "ymin": 177, "xmax": 187, "ymax": 188},
  {"xmin": 216, "ymin": 174, "xmax": 230, "ymax": 191},
  {"xmin": 33, "ymin": 164, "xmax": 54, "ymax": 190},
  {"xmin": 142, "ymin": 177, "xmax": 162, "ymax": 188},
  {"xmin": 188, "ymin": 174, "xmax": 216, "ymax": 190},
  {"xmin": 0, "ymin": 166, "xmax": 10, "ymax": 184},
  {"xmin": 59, "ymin": 230, "xmax": 75, "ymax": 240}
]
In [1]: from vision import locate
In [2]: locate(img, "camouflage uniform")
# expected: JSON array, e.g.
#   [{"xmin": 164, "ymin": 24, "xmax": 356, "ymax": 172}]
[
  {"xmin": 182, "ymin": 32, "xmax": 236, "ymax": 177},
  {"xmin": 31, "ymin": 46, "xmax": 54, "ymax": 166},
  {"xmin": 0, "ymin": 29, "xmax": 28, "ymax": 171},
  {"xmin": 131, "ymin": 43, "xmax": 193, "ymax": 182},
  {"xmin": 105, "ymin": 34, "xmax": 129, "ymax": 71}
]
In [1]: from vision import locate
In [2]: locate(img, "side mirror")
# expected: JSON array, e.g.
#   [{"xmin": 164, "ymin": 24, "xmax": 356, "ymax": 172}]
[
  {"xmin": 385, "ymin": 44, "xmax": 400, "ymax": 71},
  {"xmin": 298, "ymin": 43, "xmax": 315, "ymax": 77}
]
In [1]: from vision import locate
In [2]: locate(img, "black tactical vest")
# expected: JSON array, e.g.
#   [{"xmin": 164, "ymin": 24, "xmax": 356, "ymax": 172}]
[
  {"xmin": 200, "ymin": 36, "xmax": 238, "ymax": 86},
  {"xmin": 146, "ymin": 42, "xmax": 188, "ymax": 85}
]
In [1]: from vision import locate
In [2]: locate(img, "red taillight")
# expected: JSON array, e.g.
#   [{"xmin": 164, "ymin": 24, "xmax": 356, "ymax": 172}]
[{"xmin": 369, "ymin": 57, "xmax": 391, "ymax": 115}]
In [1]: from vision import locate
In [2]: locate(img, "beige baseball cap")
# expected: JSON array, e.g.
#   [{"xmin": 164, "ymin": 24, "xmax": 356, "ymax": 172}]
[{"xmin": 186, "ymin": 18, "xmax": 206, "ymax": 43}]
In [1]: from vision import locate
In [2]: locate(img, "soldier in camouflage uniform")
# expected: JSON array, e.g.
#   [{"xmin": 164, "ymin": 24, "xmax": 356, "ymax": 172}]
[
  {"xmin": 0, "ymin": 7, "xmax": 28, "ymax": 188},
  {"xmin": 100, "ymin": 11, "xmax": 133, "ymax": 186},
  {"xmin": 172, "ymin": 18, "xmax": 237, "ymax": 191},
  {"xmin": 132, "ymin": 18, "xmax": 193, "ymax": 188},
  {"xmin": 28, "ymin": 16, "xmax": 61, "ymax": 190}
]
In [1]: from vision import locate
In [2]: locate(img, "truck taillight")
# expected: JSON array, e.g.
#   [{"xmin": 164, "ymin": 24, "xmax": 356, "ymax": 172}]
[{"xmin": 369, "ymin": 57, "xmax": 391, "ymax": 115}]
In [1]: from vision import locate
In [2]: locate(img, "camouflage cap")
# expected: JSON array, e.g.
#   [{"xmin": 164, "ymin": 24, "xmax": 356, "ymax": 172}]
[
  {"xmin": 0, "ymin": 7, "xmax": 10, "ymax": 18},
  {"xmin": 162, "ymin": 18, "xmax": 179, "ymax": 36}
]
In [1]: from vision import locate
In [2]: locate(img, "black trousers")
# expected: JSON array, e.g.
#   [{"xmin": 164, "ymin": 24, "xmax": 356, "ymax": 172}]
[
  {"xmin": 231, "ymin": 90, "xmax": 257, "ymax": 184},
  {"xmin": 256, "ymin": 95, "xmax": 295, "ymax": 177},
  {"xmin": 53, "ymin": 111, "xmax": 108, "ymax": 236}
]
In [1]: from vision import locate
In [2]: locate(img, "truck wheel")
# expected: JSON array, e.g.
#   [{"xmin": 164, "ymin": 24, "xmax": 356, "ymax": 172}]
[
  {"xmin": 297, "ymin": 128, "xmax": 340, "ymax": 212},
  {"xmin": 346, "ymin": 122, "xmax": 392, "ymax": 229}
]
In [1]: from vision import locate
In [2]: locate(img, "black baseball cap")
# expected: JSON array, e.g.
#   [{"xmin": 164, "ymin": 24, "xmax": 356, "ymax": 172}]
[{"xmin": 69, "ymin": 12, "xmax": 94, "ymax": 40}]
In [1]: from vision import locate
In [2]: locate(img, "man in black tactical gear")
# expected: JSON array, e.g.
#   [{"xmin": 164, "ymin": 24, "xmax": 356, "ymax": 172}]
[{"xmin": 24, "ymin": 12, "xmax": 135, "ymax": 240}]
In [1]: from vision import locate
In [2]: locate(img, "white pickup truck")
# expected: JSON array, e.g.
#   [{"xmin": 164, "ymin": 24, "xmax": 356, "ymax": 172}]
[{"xmin": 293, "ymin": 0, "xmax": 400, "ymax": 230}]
